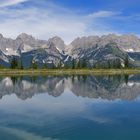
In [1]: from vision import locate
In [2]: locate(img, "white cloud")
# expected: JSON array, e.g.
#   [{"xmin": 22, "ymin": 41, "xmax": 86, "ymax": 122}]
[
  {"xmin": 0, "ymin": 0, "xmax": 28, "ymax": 7},
  {"xmin": 0, "ymin": 3, "xmax": 119, "ymax": 43},
  {"xmin": 88, "ymin": 10, "xmax": 120, "ymax": 18}
]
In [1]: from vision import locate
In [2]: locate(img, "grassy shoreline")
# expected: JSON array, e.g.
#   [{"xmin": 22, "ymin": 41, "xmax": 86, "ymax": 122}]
[{"xmin": 0, "ymin": 69, "xmax": 140, "ymax": 76}]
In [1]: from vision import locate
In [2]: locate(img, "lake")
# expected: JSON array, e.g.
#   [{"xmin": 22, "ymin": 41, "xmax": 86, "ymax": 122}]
[{"xmin": 0, "ymin": 74, "xmax": 140, "ymax": 140}]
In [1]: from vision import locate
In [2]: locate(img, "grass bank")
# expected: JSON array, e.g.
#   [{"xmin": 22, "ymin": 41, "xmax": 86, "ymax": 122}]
[{"xmin": 0, "ymin": 69, "xmax": 140, "ymax": 76}]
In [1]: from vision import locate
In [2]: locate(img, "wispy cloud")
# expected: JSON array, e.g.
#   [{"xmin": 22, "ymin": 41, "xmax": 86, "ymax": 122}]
[
  {"xmin": 88, "ymin": 11, "xmax": 120, "ymax": 18},
  {"xmin": 0, "ymin": 1, "xmax": 120, "ymax": 43},
  {"xmin": 0, "ymin": 0, "xmax": 28, "ymax": 7}
]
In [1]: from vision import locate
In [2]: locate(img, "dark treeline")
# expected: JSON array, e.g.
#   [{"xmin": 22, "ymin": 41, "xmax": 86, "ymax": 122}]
[{"xmin": 8, "ymin": 56, "xmax": 130, "ymax": 69}]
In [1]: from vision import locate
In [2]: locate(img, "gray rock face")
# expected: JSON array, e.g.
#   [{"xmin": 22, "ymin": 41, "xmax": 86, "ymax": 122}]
[
  {"xmin": 70, "ymin": 42, "xmax": 128, "ymax": 68},
  {"xmin": 0, "ymin": 36, "xmax": 17, "ymax": 56},
  {"xmin": 99, "ymin": 34, "xmax": 140, "ymax": 52},
  {"xmin": 21, "ymin": 42, "xmax": 66, "ymax": 68},
  {"xmin": 70, "ymin": 34, "xmax": 140, "ymax": 54},
  {"xmin": 71, "ymin": 36, "xmax": 100, "ymax": 50},
  {"xmin": 0, "ymin": 33, "xmax": 47, "ymax": 56},
  {"xmin": 16, "ymin": 33, "xmax": 47, "ymax": 54},
  {"xmin": 69, "ymin": 34, "xmax": 140, "ymax": 67},
  {"xmin": 0, "ymin": 33, "xmax": 67, "ymax": 67},
  {"xmin": 48, "ymin": 36, "xmax": 66, "ymax": 51},
  {"xmin": 0, "ymin": 33, "xmax": 139, "ymax": 67}
]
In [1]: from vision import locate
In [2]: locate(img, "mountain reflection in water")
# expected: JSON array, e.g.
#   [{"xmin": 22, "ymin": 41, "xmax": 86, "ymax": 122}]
[
  {"xmin": 0, "ymin": 74, "xmax": 139, "ymax": 100},
  {"xmin": 0, "ymin": 75, "xmax": 140, "ymax": 140}
]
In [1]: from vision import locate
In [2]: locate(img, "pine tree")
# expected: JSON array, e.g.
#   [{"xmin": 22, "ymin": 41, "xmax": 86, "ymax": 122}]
[
  {"xmin": 107, "ymin": 60, "xmax": 111, "ymax": 69},
  {"xmin": 43, "ymin": 63, "xmax": 48, "ymax": 69},
  {"xmin": 124, "ymin": 55, "xmax": 129, "ymax": 68},
  {"xmin": 32, "ymin": 62, "xmax": 38, "ymax": 69},
  {"xmin": 116, "ymin": 60, "xmax": 121, "ymax": 69},
  {"xmin": 30, "ymin": 60, "xmax": 38, "ymax": 69},
  {"xmin": 82, "ymin": 59, "xmax": 87, "ymax": 68},
  {"xmin": 10, "ymin": 57, "xmax": 18, "ymax": 69},
  {"xmin": 72, "ymin": 58, "xmax": 75, "ymax": 69},
  {"xmin": 18, "ymin": 60, "xmax": 24, "ymax": 69}
]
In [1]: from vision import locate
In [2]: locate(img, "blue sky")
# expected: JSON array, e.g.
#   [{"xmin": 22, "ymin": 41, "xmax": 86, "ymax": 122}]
[{"xmin": 0, "ymin": 0, "xmax": 139, "ymax": 43}]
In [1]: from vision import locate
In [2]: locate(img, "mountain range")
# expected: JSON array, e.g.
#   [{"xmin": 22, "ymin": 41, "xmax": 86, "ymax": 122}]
[{"xmin": 0, "ymin": 33, "xmax": 140, "ymax": 68}]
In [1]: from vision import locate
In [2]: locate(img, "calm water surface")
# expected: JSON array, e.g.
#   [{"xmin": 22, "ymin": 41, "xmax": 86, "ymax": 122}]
[{"xmin": 0, "ymin": 75, "xmax": 140, "ymax": 140}]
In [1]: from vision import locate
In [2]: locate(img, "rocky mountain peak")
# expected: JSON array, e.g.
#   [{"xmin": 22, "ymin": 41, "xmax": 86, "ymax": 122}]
[
  {"xmin": 48, "ymin": 36, "xmax": 66, "ymax": 51},
  {"xmin": 70, "ymin": 34, "xmax": 140, "ymax": 53},
  {"xmin": 71, "ymin": 36, "xmax": 100, "ymax": 51},
  {"xmin": 16, "ymin": 33, "xmax": 47, "ymax": 53},
  {"xmin": 16, "ymin": 33, "xmax": 34, "ymax": 40},
  {"xmin": 0, "ymin": 33, "xmax": 139, "ymax": 68}
]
